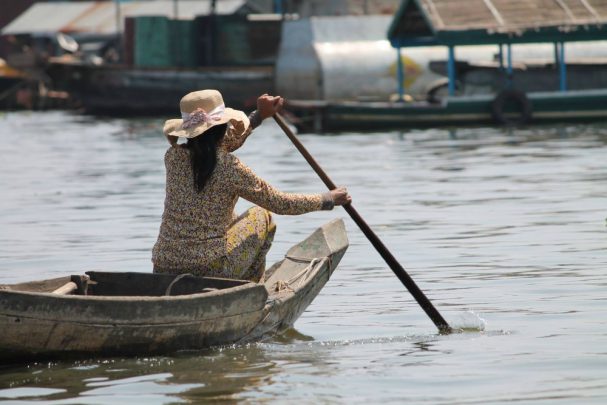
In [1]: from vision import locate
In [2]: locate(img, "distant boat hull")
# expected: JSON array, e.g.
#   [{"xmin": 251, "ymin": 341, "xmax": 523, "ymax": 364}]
[
  {"xmin": 46, "ymin": 61, "xmax": 274, "ymax": 115},
  {"xmin": 286, "ymin": 88, "xmax": 607, "ymax": 132}
]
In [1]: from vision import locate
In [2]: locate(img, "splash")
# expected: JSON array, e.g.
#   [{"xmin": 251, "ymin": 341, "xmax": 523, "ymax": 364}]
[{"xmin": 449, "ymin": 310, "xmax": 487, "ymax": 332}]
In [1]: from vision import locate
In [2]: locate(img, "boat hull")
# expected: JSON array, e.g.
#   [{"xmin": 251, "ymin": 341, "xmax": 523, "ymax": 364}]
[
  {"xmin": 0, "ymin": 276, "xmax": 267, "ymax": 362},
  {"xmin": 251, "ymin": 218, "xmax": 349, "ymax": 340},
  {"xmin": 46, "ymin": 62, "xmax": 274, "ymax": 114},
  {"xmin": 287, "ymin": 88, "xmax": 607, "ymax": 132},
  {"xmin": 0, "ymin": 219, "xmax": 348, "ymax": 362}
]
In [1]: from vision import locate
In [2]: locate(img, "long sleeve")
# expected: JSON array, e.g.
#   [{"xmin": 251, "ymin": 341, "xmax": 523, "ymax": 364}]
[
  {"xmin": 220, "ymin": 110, "xmax": 262, "ymax": 152},
  {"xmin": 228, "ymin": 154, "xmax": 333, "ymax": 215}
]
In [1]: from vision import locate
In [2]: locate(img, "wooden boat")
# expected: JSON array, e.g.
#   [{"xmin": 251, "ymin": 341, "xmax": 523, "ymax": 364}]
[
  {"xmin": 0, "ymin": 219, "xmax": 348, "ymax": 363},
  {"xmin": 45, "ymin": 60, "xmax": 274, "ymax": 114}
]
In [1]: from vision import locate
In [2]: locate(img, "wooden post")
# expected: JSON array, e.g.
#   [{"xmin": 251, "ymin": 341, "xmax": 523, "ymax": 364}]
[
  {"xmin": 207, "ymin": 0, "xmax": 217, "ymax": 66},
  {"xmin": 114, "ymin": 0, "xmax": 121, "ymax": 34},
  {"xmin": 397, "ymin": 47, "xmax": 405, "ymax": 101},
  {"xmin": 114, "ymin": 0, "xmax": 122, "ymax": 61},
  {"xmin": 507, "ymin": 43, "xmax": 513, "ymax": 88},
  {"xmin": 559, "ymin": 42, "xmax": 567, "ymax": 92},
  {"xmin": 447, "ymin": 46, "xmax": 456, "ymax": 96},
  {"xmin": 52, "ymin": 282, "xmax": 78, "ymax": 295}
]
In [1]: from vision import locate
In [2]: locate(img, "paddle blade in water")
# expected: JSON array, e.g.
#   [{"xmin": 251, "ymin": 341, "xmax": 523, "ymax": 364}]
[{"xmin": 449, "ymin": 310, "xmax": 487, "ymax": 332}]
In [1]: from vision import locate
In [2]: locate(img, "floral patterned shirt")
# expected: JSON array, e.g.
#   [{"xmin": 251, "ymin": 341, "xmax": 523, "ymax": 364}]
[{"xmin": 152, "ymin": 113, "xmax": 333, "ymax": 270}]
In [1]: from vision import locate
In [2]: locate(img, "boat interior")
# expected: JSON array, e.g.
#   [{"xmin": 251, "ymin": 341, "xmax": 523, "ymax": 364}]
[{"xmin": 0, "ymin": 272, "xmax": 252, "ymax": 297}]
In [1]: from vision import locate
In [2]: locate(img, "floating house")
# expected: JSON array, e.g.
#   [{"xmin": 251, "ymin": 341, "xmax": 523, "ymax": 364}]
[
  {"xmin": 287, "ymin": 0, "xmax": 607, "ymax": 132},
  {"xmin": 0, "ymin": 0, "xmax": 398, "ymax": 114},
  {"xmin": 1, "ymin": 0, "xmax": 279, "ymax": 113}
]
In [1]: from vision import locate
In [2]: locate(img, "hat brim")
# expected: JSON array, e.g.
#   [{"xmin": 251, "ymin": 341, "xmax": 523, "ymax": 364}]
[{"xmin": 164, "ymin": 108, "xmax": 249, "ymax": 139}]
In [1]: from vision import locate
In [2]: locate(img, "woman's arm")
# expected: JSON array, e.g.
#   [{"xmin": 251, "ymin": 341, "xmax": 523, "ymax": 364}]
[
  {"xmin": 221, "ymin": 94, "xmax": 284, "ymax": 152},
  {"xmin": 220, "ymin": 111, "xmax": 255, "ymax": 152},
  {"xmin": 230, "ymin": 155, "xmax": 334, "ymax": 215}
]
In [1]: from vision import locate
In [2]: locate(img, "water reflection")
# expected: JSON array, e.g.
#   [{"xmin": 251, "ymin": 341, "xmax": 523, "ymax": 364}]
[
  {"xmin": 394, "ymin": 122, "xmax": 607, "ymax": 151},
  {"xmin": 0, "ymin": 326, "xmax": 492, "ymax": 403},
  {"xmin": 0, "ymin": 329, "xmax": 381, "ymax": 403},
  {"xmin": 0, "ymin": 345, "xmax": 275, "ymax": 403}
]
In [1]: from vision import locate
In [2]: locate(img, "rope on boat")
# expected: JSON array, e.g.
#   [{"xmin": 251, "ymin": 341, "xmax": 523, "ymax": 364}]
[
  {"xmin": 235, "ymin": 254, "xmax": 333, "ymax": 344},
  {"xmin": 274, "ymin": 255, "xmax": 332, "ymax": 293},
  {"xmin": 164, "ymin": 273, "xmax": 193, "ymax": 296}
]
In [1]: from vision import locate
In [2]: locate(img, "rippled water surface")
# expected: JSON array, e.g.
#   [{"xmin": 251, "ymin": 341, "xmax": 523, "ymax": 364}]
[{"xmin": 1, "ymin": 111, "xmax": 606, "ymax": 404}]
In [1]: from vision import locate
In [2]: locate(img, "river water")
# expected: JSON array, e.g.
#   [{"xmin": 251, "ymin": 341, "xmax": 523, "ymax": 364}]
[{"xmin": 0, "ymin": 111, "xmax": 606, "ymax": 404}]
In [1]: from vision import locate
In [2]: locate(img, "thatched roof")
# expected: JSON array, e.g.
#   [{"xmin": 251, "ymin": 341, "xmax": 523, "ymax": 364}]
[{"xmin": 388, "ymin": 0, "xmax": 607, "ymax": 47}]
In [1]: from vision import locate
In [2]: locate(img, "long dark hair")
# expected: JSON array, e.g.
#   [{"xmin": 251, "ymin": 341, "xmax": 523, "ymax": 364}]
[{"xmin": 186, "ymin": 123, "xmax": 227, "ymax": 192}]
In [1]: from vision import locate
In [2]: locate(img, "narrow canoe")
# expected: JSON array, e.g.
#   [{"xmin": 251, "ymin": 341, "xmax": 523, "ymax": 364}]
[{"xmin": 0, "ymin": 219, "xmax": 348, "ymax": 363}]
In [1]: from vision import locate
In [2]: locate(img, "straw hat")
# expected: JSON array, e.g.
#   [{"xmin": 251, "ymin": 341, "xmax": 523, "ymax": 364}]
[{"xmin": 163, "ymin": 89, "xmax": 249, "ymax": 138}]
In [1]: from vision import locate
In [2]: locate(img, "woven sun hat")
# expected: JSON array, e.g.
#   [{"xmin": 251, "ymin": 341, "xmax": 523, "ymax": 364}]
[{"xmin": 163, "ymin": 89, "xmax": 249, "ymax": 139}]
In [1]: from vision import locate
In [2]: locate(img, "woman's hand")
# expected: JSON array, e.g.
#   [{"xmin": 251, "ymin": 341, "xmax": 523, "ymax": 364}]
[
  {"xmin": 330, "ymin": 186, "xmax": 352, "ymax": 206},
  {"xmin": 257, "ymin": 94, "xmax": 284, "ymax": 120}
]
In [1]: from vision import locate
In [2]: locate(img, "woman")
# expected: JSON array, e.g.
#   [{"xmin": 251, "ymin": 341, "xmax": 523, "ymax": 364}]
[{"xmin": 152, "ymin": 89, "xmax": 351, "ymax": 282}]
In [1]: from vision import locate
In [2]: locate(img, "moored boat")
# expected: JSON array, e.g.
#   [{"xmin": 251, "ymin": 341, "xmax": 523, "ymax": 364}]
[
  {"xmin": 0, "ymin": 219, "xmax": 348, "ymax": 363},
  {"xmin": 286, "ymin": 88, "xmax": 607, "ymax": 132},
  {"xmin": 45, "ymin": 61, "xmax": 274, "ymax": 114}
]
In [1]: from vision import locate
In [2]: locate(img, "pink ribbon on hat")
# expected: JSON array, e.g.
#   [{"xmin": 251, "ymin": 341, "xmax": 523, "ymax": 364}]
[{"xmin": 181, "ymin": 104, "xmax": 225, "ymax": 129}]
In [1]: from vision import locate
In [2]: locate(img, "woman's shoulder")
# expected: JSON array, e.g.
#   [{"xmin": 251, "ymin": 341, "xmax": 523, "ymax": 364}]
[
  {"xmin": 219, "ymin": 150, "xmax": 249, "ymax": 167},
  {"xmin": 217, "ymin": 149, "xmax": 236, "ymax": 164},
  {"xmin": 217, "ymin": 151, "xmax": 252, "ymax": 177},
  {"xmin": 165, "ymin": 144, "xmax": 188, "ymax": 159}
]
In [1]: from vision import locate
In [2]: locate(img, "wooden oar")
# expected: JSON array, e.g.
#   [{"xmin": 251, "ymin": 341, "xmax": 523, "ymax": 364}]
[{"xmin": 273, "ymin": 113, "xmax": 452, "ymax": 334}]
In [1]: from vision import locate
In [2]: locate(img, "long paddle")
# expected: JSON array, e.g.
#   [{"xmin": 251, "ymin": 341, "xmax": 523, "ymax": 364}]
[{"xmin": 273, "ymin": 113, "xmax": 452, "ymax": 334}]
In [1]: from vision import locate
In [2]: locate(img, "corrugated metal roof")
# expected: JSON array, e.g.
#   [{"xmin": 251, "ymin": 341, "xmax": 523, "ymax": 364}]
[
  {"xmin": 419, "ymin": 0, "xmax": 607, "ymax": 30},
  {"xmin": 2, "ymin": 0, "xmax": 248, "ymax": 35},
  {"xmin": 389, "ymin": 0, "xmax": 607, "ymax": 46}
]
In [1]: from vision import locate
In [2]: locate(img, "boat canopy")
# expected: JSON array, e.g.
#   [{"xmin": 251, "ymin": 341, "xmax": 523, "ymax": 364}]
[{"xmin": 388, "ymin": 0, "xmax": 607, "ymax": 47}]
